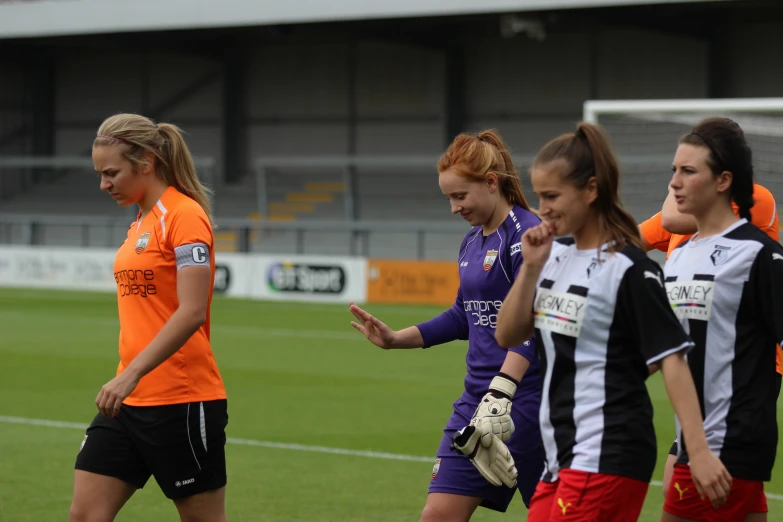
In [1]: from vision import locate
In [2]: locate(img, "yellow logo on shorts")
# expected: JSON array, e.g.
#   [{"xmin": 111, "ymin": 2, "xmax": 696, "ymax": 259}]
[
  {"xmin": 674, "ymin": 482, "xmax": 689, "ymax": 501},
  {"xmin": 557, "ymin": 498, "xmax": 571, "ymax": 515}
]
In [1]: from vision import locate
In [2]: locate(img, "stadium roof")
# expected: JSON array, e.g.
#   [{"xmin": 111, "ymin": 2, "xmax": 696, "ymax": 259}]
[{"xmin": 0, "ymin": 0, "xmax": 729, "ymax": 40}]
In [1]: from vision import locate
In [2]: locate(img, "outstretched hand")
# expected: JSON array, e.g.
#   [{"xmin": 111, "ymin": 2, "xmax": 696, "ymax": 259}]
[{"xmin": 350, "ymin": 303, "xmax": 397, "ymax": 349}]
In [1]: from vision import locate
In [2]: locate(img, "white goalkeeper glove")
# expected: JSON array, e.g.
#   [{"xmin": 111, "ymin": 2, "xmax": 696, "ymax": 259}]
[
  {"xmin": 450, "ymin": 425, "xmax": 518, "ymax": 488},
  {"xmin": 471, "ymin": 374, "xmax": 517, "ymax": 447}
]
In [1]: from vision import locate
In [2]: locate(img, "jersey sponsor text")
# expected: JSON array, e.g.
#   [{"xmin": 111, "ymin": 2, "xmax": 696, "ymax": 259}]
[
  {"xmin": 114, "ymin": 268, "xmax": 157, "ymax": 298},
  {"xmin": 463, "ymin": 299, "xmax": 503, "ymax": 328},
  {"xmin": 533, "ymin": 288, "xmax": 586, "ymax": 337},
  {"xmin": 665, "ymin": 280, "xmax": 714, "ymax": 321}
]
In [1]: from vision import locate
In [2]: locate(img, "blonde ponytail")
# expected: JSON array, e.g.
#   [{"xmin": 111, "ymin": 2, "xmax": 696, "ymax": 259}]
[
  {"xmin": 94, "ymin": 114, "xmax": 214, "ymax": 226},
  {"xmin": 156, "ymin": 123, "xmax": 214, "ymax": 225}
]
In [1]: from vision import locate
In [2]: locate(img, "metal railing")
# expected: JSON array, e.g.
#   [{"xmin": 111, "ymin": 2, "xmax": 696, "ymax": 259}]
[
  {"xmin": 0, "ymin": 213, "xmax": 469, "ymax": 259},
  {"xmin": 0, "ymin": 155, "xmax": 218, "ymax": 213}
]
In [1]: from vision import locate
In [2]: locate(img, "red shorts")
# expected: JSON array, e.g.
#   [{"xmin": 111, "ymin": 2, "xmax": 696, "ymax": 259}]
[
  {"xmin": 527, "ymin": 468, "xmax": 648, "ymax": 522},
  {"xmin": 663, "ymin": 464, "xmax": 767, "ymax": 521}
]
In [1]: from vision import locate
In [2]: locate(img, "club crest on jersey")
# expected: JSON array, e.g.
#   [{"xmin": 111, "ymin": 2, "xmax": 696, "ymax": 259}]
[
  {"xmin": 710, "ymin": 245, "xmax": 731, "ymax": 266},
  {"xmin": 431, "ymin": 458, "xmax": 441, "ymax": 480},
  {"xmin": 483, "ymin": 250, "xmax": 498, "ymax": 271},
  {"xmin": 586, "ymin": 258, "xmax": 602, "ymax": 279},
  {"xmin": 135, "ymin": 232, "xmax": 151, "ymax": 254}
]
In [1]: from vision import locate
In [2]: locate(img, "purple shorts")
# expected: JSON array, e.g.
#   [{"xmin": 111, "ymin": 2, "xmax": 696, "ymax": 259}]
[{"xmin": 428, "ymin": 391, "xmax": 544, "ymax": 512}]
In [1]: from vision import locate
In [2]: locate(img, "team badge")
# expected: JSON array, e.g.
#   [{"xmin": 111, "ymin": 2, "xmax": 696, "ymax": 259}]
[
  {"xmin": 431, "ymin": 458, "xmax": 441, "ymax": 480},
  {"xmin": 586, "ymin": 258, "xmax": 602, "ymax": 279},
  {"xmin": 135, "ymin": 232, "xmax": 151, "ymax": 254},
  {"xmin": 483, "ymin": 250, "xmax": 498, "ymax": 271},
  {"xmin": 710, "ymin": 244, "xmax": 731, "ymax": 266}
]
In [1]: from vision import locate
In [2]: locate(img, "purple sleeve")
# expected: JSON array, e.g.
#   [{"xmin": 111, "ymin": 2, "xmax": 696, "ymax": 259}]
[
  {"xmin": 507, "ymin": 338, "xmax": 537, "ymax": 363},
  {"xmin": 416, "ymin": 287, "xmax": 469, "ymax": 348},
  {"xmin": 509, "ymin": 238, "xmax": 523, "ymax": 278},
  {"xmin": 505, "ymin": 219, "xmax": 538, "ymax": 363}
]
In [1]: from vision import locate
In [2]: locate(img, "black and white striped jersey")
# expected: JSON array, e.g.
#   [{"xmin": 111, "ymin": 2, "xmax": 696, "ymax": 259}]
[
  {"xmin": 664, "ymin": 219, "xmax": 783, "ymax": 482},
  {"xmin": 534, "ymin": 239, "xmax": 693, "ymax": 483}
]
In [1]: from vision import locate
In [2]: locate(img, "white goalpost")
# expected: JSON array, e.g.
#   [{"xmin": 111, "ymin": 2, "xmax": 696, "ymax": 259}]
[{"xmin": 582, "ymin": 97, "xmax": 783, "ymax": 229}]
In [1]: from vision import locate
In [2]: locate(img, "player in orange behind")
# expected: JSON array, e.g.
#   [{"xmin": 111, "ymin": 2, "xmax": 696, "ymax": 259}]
[
  {"xmin": 640, "ymin": 182, "xmax": 779, "ymax": 522},
  {"xmin": 69, "ymin": 114, "xmax": 228, "ymax": 522},
  {"xmin": 640, "ymin": 183, "xmax": 778, "ymax": 259}
]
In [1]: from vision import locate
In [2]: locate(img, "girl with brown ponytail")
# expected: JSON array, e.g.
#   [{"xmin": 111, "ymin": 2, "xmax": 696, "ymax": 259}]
[{"xmin": 496, "ymin": 122, "xmax": 730, "ymax": 521}]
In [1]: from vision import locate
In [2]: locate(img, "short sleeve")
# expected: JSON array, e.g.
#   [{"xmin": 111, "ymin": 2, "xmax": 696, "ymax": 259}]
[
  {"xmin": 669, "ymin": 437, "xmax": 679, "ymax": 456},
  {"xmin": 749, "ymin": 184, "xmax": 779, "ymax": 241},
  {"xmin": 639, "ymin": 212, "xmax": 672, "ymax": 253},
  {"xmin": 618, "ymin": 258, "xmax": 693, "ymax": 365},
  {"xmin": 163, "ymin": 204, "xmax": 213, "ymax": 270},
  {"xmin": 751, "ymin": 243, "xmax": 783, "ymax": 346}
]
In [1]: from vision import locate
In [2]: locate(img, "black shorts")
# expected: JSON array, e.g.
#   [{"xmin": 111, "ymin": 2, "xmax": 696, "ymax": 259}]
[{"xmin": 75, "ymin": 399, "xmax": 228, "ymax": 500}]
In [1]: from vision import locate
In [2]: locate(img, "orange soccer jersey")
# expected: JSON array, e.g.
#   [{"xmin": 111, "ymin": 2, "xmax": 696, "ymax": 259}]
[
  {"xmin": 113, "ymin": 186, "xmax": 226, "ymax": 406},
  {"xmin": 639, "ymin": 183, "xmax": 781, "ymax": 375},
  {"xmin": 640, "ymin": 183, "xmax": 779, "ymax": 259}
]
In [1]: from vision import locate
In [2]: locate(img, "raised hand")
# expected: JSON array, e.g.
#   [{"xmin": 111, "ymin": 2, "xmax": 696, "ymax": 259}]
[
  {"xmin": 521, "ymin": 220, "xmax": 557, "ymax": 268},
  {"xmin": 349, "ymin": 303, "xmax": 398, "ymax": 349}
]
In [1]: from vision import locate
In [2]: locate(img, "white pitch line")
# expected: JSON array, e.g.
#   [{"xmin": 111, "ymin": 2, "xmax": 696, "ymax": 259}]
[
  {"xmin": 226, "ymin": 437, "xmax": 431, "ymax": 463},
  {"xmin": 0, "ymin": 415, "xmax": 431, "ymax": 464},
  {"xmin": 1, "ymin": 415, "xmax": 781, "ymax": 501},
  {"xmin": 0, "ymin": 415, "xmax": 89, "ymax": 430}
]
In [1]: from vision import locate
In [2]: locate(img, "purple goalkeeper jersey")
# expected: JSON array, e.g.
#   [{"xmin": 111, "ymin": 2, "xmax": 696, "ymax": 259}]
[{"xmin": 417, "ymin": 206, "xmax": 542, "ymax": 400}]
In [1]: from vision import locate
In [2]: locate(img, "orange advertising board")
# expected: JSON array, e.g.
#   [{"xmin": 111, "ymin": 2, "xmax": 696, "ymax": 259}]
[{"xmin": 366, "ymin": 259, "xmax": 459, "ymax": 307}]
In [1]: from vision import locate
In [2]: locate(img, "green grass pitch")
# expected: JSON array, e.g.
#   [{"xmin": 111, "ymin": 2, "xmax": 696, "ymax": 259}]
[{"xmin": 0, "ymin": 287, "xmax": 780, "ymax": 521}]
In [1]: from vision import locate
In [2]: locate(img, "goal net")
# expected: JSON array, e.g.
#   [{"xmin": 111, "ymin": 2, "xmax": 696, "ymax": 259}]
[{"xmin": 583, "ymin": 98, "xmax": 783, "ymax": 230}]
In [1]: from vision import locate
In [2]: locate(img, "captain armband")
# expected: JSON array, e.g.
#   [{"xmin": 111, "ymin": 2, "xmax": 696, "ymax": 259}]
[{"xmin": 175, "ymin": 243, "xmax": 211, "ymax": 270}]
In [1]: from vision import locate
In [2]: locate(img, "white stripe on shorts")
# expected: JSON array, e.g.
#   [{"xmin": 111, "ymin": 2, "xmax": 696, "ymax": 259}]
[
  {"xmin": 186, "ymin": 403, "xmax": 202, "ymax": 471},
  {"xmin": 199, "ymin": 402, "xmax": 207, "ymax": 452}
]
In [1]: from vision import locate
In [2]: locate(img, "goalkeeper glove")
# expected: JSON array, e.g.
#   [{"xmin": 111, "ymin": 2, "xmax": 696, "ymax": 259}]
[
  {"xmin": 450, "ymin": 425, "xmax": 518, "ymax": 488},
  {"xmin": 471, "ymin": 374, "xmax": 517, "ymax": 447}
]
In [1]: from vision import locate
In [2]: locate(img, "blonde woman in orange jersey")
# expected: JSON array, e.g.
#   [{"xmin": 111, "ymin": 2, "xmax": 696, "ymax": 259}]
[{"xmin": 69, "ymin": 114, "xmax": 228, "ymax": 522}]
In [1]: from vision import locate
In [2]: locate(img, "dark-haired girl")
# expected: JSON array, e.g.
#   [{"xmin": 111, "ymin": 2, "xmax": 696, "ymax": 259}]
[{"xmin": 661, "ymin": 118, "xmax": 783, "ymax": 522}]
